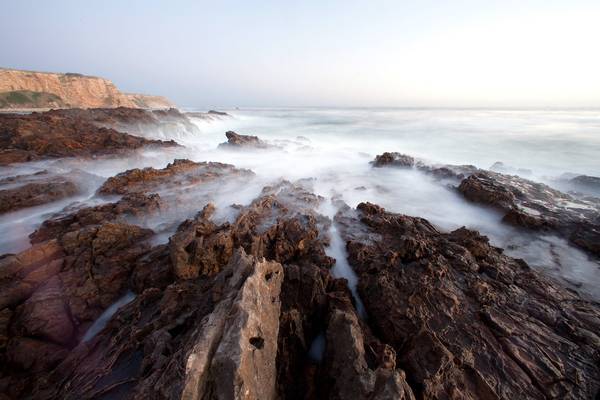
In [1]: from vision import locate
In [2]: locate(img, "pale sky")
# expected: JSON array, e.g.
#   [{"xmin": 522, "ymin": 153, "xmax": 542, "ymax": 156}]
[{"xmin": 2, "ymin": 0, "xmax": 600, "ymax": 108}]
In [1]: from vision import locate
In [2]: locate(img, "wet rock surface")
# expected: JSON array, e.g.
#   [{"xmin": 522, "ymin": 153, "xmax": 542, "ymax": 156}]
[
  {"xmin": 372, "ymin": 152, "xmax": 415, "ymax": 168},
  {"xmin": 59, "ymin": 107, "xmax": 201, "ymax": 138},
  {"xmin": 0, "ymin": 108, "xmax": 179, "ymax": 165},
  {"xmin": 0, "ymin": 172, "xmax": 79, "ymax": 214},
  {"xmin": 458, "ymin": 171, "xmax": 600, "ymax": 257},
  {"xmin": 1, "ymin": 150, "xmax": 599, "ymax": 399},
  {"xmin": 219, "ymin": 131, "xmax": 274, "ymax": 149},
  {"xmin": 0, "ymin": 175, "xmax": 415, "ymax": 399},
  {"xmin": 372, "ymin": 152, "xmax": 600, "ymax": 259},
  {"xmin": 97, "ymin": 159, "xmax": 253, "ymax": 196},
  {"xmin": 336, "ymin": 201, "xmax": 600, "ymax": 399}
]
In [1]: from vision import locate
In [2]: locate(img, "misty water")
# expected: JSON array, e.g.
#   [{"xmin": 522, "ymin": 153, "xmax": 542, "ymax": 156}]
[{"xmin": 2, "ymin": 108, "xmax": 600, "ymax": 301}]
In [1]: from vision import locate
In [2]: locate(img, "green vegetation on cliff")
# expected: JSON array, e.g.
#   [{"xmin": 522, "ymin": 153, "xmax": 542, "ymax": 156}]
[{"xmin": 0, "ymin": 90, "xmax": 65, "ymax": 109}]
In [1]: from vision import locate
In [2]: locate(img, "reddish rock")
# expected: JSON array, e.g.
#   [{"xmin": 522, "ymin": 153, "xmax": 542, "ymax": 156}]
[
  {"xmin": 0, "ymin": 109, "xmax": 178, "ymax": 165},
  {"xmin": 97, "ymin": 159, "xmax": 253, "ymax": 195},
  {"xmin": 13, "ymin": 276, "xmax": 74, "ymax": 345},
  {"xmin": 29, "ymin": 192, "xmax": 163, "ymax": 243},
  {"xmin": 0, "ymin": 177, "xmax": 78, "ymax": 214}
]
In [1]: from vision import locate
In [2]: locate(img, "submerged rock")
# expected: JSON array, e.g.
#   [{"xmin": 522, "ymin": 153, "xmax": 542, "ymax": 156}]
[
  {"xmin": 371, "ymin": 152, "xmax": 415, "ymax": 168},
  {"xmin": 218, "ymin": 131, "xmax": 274, "ymax": 149}
]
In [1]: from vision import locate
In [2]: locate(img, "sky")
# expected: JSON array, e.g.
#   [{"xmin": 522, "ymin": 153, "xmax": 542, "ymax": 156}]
[{"xmin": 2, "ymin": 0, "xmax": 600, "ymax": 108}]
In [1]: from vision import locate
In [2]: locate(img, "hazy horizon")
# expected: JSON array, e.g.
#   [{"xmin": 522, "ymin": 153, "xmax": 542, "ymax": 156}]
[{"xmin": 2, "ymin": 0, "xmax": 600, "ymax": 108}]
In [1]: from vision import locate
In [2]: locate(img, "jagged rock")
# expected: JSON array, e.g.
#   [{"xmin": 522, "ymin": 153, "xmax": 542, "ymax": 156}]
[
  {"xmin": 458, "ymin": 172, "xmax": 518, "ymax": 211},
  {"xmin": 218, "ymin": 131, "xmax": 273, "ymax": 149},
  {"xmin": 458, "ymin": 171, "xmax": 600, "ymax": 256},
  {"xmin": 57, "ymin": 107, "xmax": 200, "ymax": 137},
  {"xmin": 336, "ymin": 202, "xmax": 600, "ymax": 399},
  {"xmin": 0, "ymin": 109, "xmax": 178, "ymax": 165},
  {"xmin": 371, "ymin": 152, "xmax": 479, "ymax": 180},
  {"xmin": 182, "ymin": 249, "xmax": 283, "ymax": 400},
  {"xmin": 0, "ymin": 180, "xmax": 340, "ymax": 399},
  {"xmin": 371, "ymin": 152, "xmax": 415, "ymax": 168},
  {"xmin": 323, "ymin": 293, "xmax": 415, "ymax": 400},
  {"xmin": 29, "ymin": 192, "xmax": 163, "ymax": 243},
  {"xmin": 0, "ymin": 194, "xmax": 155, "ymax": 389},
  {"xmin": 170, "ymin": 204, "xmax": 234, "ymax": 279}
]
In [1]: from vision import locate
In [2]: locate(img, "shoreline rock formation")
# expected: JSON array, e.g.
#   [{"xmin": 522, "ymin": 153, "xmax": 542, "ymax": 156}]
[
  {"xmin": 336, "ymin": 201, "xmax": 600, "ymax": 399},
  {"xmin": 0, "ymin": 68, "xmax": 173, "ymax": 110},
  {"xmin": 0, "ymin": 108, "xmax": 182, "ymax": 165},
  {"xmin": 371, "ymin": 151, "xmax": 600, "ymax": 259},
  {"xmin": 0, "ymin": 118, "xmax": 599, "ymax": 398}
]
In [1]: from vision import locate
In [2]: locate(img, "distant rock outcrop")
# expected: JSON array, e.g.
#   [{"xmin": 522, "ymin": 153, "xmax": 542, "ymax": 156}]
[
  {"xmin": 0, "ymin": 68, "xmax": 173, "ymax": 110},
  {"xmin": 0, "ymin": 108, "xmax": 178, "ymax": 165},
  {"xmin": 218, "ymin": 131, "xmax": 274, "ymax": 149}
]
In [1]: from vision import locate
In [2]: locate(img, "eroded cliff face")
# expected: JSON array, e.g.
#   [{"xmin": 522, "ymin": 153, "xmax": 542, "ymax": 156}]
[{"xmin": 0, "ymin": 68, "xmax": 173, "ymax": 109}]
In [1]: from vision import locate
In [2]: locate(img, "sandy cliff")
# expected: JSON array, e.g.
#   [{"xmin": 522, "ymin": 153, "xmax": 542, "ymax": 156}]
[{"xmin": 0, "ymin": 68, "xmax": 173, "ymax": 110}]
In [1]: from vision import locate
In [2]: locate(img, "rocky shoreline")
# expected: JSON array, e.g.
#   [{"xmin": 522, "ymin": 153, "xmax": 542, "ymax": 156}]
[{"xmin": 0, "ymin": 109, "xmax": 599, "ymax": 399}]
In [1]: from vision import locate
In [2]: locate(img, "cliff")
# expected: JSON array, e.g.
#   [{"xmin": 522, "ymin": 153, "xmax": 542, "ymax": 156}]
[{"xmin": 0, "ymin": 68, "xmax": 174, "ymax": 110}]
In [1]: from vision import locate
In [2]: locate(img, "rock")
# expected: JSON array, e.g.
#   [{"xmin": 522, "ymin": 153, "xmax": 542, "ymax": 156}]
[
  {"xmin": 186, "ymin": 110, "xmax": 231, "ymax": 120},
  {"xmin": 97, "ymin": 159, "xmax": 253, "ymax": 195},
  {"xmin": 371, "ymin": 152, "xmax": 415, "ymax": 168},
  {"xmin": 0, "ymin": 180, "xmax": 341, "ymax": 399},
  {"xmin": 58, "ymin": 107, "xmax": 200, "ymax": 137},
  {"xmin": 323, "ymin": 293, "xmax": 415, "ymax": 400},
  {"xmin": 336, "ymin": 202, "xmax": 600, "ymax": 399},
  {"xmin": 0, "ymin": 192, "xmax": 156, "ymax": 391},
  {"xmin": 490, "ymin": 161, "xmax": 533, "ymax": 176},
  {"xmin": 458, "ymin": 171, "xmax": 600, "ymax": 256},
  {"xmin": 182, "ymin": 249, "xmax": 283, "ymax": 400},
  {"xmin": 208, "ymin": 110, "xmax": 229, "ymax": 116},
  {"xmin": 371, "ymin": 152, "xmax": 479, "ymax": 180},
  {"xmin": 169, "ymin": 204, "xmax": 234, "ymax": 279},
  {"xmin": 218, "ymin": 131, "xmax": 273, "ymax": 149},
  {"xmin": 0, "ymin": 109, "xmax": 178, "ymax": 165},
  {"xmin": 458, "ymin": 172, "xmax": 517, "ymax": 211},
  {"xmin": 0, "ymin": 68, "xmax": 173, "ymax": 109},
  {"xmin": 30, "ymin": 192, "xmax": 163, "ymax": 243},
  {"xmin": 0, "ymin": 308, "xmax": 11, "ymax": 350},
  {"xmin": 569, "ymin": 175, "xmax": 600, "ymax": 195},
  {"xmin": 13, "ymin": 276, "xmax": 74, "ymax": 345},
  {"xmin": 0, "ymin": 176, "xmax": 78, "ymax": 214}
]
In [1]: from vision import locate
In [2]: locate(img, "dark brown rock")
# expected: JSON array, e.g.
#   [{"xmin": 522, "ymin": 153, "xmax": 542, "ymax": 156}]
[
  {"xmin": 458, "ymin": 172, "xmax": 517, "ymax": 211},
  {"xmin": 218, "ymin": 131, "xmax": 273, "ymax": 149},
  {"xmin": 0, "ymin": 109, "xmax": 178, "ymax": 165},
  {"xmin": 97, "ymin": 159, "xmax": 253, "ymax": 195},
  {"xmin": 29, "ymin": 192, "xmax": 163, "ymax": 243},
  {"xmin": 0, "ymin": 177, "xmax": 78, "ymax": 214},
  {"xmin": 458, "ymin": 171, "xmax": 600, "ymax": 256},
  {"xmin": 337, "ymin": 202, "xmax": 600, "ymax": 399},
  {"xmin": 372, "ymin": 152, "xmax": 415, "ymax": 168}
]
